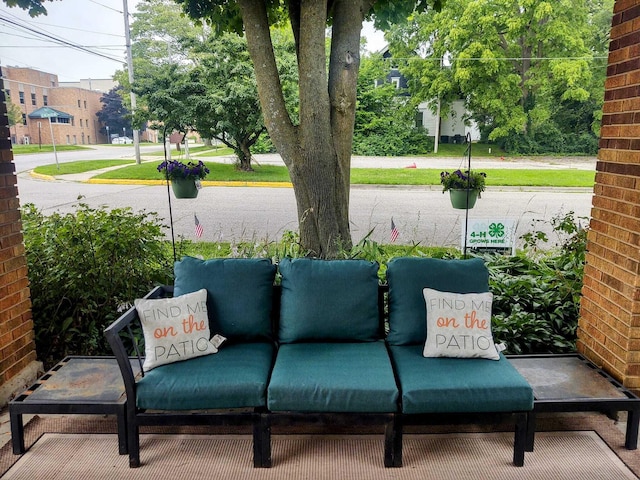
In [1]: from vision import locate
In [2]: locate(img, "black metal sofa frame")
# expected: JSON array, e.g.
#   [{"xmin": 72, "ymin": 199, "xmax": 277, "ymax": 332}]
[{"xmin": 104, "ymin": 284, "xmax": 529, "ymax": 468}]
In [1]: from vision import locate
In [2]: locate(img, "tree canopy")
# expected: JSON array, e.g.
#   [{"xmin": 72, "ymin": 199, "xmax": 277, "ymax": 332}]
[
  {"xmin": 126, "ymin": 0, "xmax": 297, "ymax": 170},
  {"xmin": 387, "ymin": 0, "xmax": 612, "ymax": 152},
  {"xmin": 96, "ymin": 86, "xmax": 132, "ymax": 138}
]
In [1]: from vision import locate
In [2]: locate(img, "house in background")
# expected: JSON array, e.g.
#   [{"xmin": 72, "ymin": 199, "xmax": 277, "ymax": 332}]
[
  {"xmin": 380, "ymin": 47, "xmax": 480, "ymax": 147},
  {"xmin": 416, "ymin": 98, "xmax": 480, "ymax": 145}
]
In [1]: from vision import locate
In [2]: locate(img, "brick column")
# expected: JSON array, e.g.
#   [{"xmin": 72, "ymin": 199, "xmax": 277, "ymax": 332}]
[
  {"xmin": 0, "ymin": 69, "xmax": 41, "ymax": 407},
  {"xmin": 577, "ymin": 1, "xmax": 640, "ymax": 390}
]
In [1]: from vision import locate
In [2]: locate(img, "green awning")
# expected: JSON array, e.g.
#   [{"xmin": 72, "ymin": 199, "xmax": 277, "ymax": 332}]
[{"xmin": 28, "ymin": 107, "xmax": 73, "ymax": 120}]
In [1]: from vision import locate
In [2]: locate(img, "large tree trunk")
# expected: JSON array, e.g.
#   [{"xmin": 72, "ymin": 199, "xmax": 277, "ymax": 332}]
[{"xmin": 239, "ymin": 0, "xmax": 365, "ymax": 257}]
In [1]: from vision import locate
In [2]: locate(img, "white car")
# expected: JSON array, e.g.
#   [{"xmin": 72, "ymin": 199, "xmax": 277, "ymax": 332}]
[{"xmin": 111, "ymin": 136, "xmax": 133, "ymax": 144}]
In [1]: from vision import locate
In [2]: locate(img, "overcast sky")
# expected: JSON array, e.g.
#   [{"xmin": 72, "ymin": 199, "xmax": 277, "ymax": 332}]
[{"xmin": 0, "ymin": 0, "xmax": 385, "ymax": 83}]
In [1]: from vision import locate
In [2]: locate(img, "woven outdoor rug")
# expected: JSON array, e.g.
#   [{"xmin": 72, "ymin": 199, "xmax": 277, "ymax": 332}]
[{"xmin": 1, "ymin": 413, "xmax": 639, "ymax": 479}]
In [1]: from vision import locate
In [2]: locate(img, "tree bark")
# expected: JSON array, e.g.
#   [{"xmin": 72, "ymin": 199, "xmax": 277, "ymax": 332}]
[{"xmin": 239, "ymin": 0, "xmax": 365, "ymax": 257}]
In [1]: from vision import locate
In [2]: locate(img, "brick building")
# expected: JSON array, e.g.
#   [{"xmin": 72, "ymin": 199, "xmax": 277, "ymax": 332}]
[{"xmin": 2, "ymin": 66, "xmax": 107, "ymax": 146}]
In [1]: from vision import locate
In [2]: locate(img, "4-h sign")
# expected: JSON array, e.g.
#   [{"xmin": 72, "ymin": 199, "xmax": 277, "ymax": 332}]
[{"xmin": 463, "ymin": 219, "xmax": 516, "ymax": 255}]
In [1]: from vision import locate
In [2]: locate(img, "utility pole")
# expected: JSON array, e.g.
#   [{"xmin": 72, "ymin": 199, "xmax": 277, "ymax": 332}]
[{"xmin": 123, "ymin": 0, "xmax": 141, "ymax": 164}]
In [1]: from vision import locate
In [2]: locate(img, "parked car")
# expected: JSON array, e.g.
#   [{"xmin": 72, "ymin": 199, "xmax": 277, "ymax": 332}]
[{"xmin": 112, "ymin": 136, "xmax": 133, "ymax": 144}]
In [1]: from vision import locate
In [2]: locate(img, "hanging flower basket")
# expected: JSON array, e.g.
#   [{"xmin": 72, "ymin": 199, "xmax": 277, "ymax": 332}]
[
  {"xmin": 171, "ymin": 178, "xmax": 199, "ymax": 198},
  {"xmin": 449, "ymin": 189, "xmax": 479, "ymax": 209},
  {"xmin": 440, "ymin": 169, "xmax": 486, "ymax": 210},
  {"xmin": 157, "ymin": 160, "xmax": 209, "ymax": 200}
]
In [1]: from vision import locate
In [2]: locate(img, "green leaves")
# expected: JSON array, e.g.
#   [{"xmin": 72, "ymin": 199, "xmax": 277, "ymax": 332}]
[
  {"xmin": 488, "ymin": 212, "xmax": 587, "ymax": 354},
  {"xmin": 387, "ymin": 0, "xmax": 608, "ymax": 151},
  {"xmin": 22, "ymin": 202, "xmax": 178, "ymax": 368}
]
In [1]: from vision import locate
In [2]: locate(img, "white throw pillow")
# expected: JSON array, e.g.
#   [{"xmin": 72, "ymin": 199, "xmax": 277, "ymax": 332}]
[
  {"xmin": 422, "ymin": 288, "xmax": 500, "ymax": 360},
  {"xmin": 135, "ymin": 289, "xmax": 220, "ymax": 371}
]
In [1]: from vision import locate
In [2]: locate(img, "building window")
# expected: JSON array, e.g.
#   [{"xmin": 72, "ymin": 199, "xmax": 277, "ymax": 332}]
[
  {"xmin": 84, "ymin": 100, "xmax": 87, "ymax": 109},
  {"xmin": 31, "ymin": 92, "xmax": 36, "ymax": 106},
  {"xmin": 77, "ymin": 99, "xmax": 81, "ymax": 107},
  {"xmin": 391, "ymin": 77, "xmax": 400, "ymax": 89},
  {"xmin": 22, "ymin": 113, "xmax": 27, "ymax": 125},
  {"xmin": 80, "ymin": 119, "xmax": 83, "ymax": 127},
  {"xmin": 51, "ymin": 117, "xmax": 70, "ymax": 124},
  {"xmin": 73, "ymin": 135, "xmax": 77, "ymax": 144},
  {"xmin": 19, "ymin": 91, "xmax": 25, "ymax": 104},
  {"xmin": 66, "ymin": 135, "xmax": 70, "ymax": 144},
  {"xmin": 43, "ymin": 95, "xmax": 48, "ymax": 106}
]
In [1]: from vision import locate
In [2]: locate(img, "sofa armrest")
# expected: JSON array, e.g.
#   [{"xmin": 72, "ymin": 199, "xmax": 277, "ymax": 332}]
[{"xmin": 104, "ymin": 285, "xmax": 172, "ymax": 401}]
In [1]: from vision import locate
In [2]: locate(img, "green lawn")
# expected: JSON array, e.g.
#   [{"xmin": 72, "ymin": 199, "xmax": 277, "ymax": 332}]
[
  {"xmin": 11, "ymin": 144, "xmax": 92, "ymax": 154},
  {"xmin": 90, "ymin": 159, "xmax": 595, "ymax": 187},
  {"xmin": 34, "ymin": 160, "xmax": 135, "ymax": 176}
]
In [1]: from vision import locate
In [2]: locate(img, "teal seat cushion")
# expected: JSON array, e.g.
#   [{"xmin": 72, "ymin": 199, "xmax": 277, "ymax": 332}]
[
  {"xmin": 278, "ymin": 258, "xmax": 381, "ymax": 343},
  {"xmin": 389, "ymin": 345, "xmax": 533, "ymax": 414},
  {"xmin": 136, "ymin": 342, "xmax": 274, "ymax": 410},
  {"xmin": 173, "ymin": 257, "xmax": 276, "ymax": 341},
  {"xmin": 386, "ymin": 257, "xmax": 489, "ymax": 346},
  {"xmin": 267, "ymin": 342, "xmax": 399, "ymax": 412}
]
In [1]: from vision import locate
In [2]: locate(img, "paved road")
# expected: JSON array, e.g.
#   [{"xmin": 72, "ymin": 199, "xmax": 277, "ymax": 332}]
[{"xmin": 14, "ymin": 146, "xmax": 596, "ymax": 248}]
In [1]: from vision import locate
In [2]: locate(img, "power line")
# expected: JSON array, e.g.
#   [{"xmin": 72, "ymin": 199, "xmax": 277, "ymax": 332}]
[
  {"xmin": 382, "ymin": 56, "xmax": 608, "ymax": 62},
  {"xmin": 88, "ymin": 0, "xmax": 123, "ymax": 15},
  {"xmin": 25, "ymin": 19, "xmax": 125, "ymax": 38},
  {"xmin": 0, "ymin": 14, "xmax": 125, "ymax": 63}
]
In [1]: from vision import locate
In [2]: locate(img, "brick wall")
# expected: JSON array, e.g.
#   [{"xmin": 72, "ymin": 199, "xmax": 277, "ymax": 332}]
[
  {"xmin": 577, "ymin": 0, "xmax": 640, "ymax": 390},
  {"xmin": 0, "ymin": 69, "xmax": 40, "ymax": 407}
]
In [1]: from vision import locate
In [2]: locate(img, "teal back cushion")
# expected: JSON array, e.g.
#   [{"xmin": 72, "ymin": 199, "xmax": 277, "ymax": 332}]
[
  {"xmin": 278, "ymin": 258, "xmax": 380, "ymax": 343},
  {"xmin": 173, "ymin": 257, "xmax": 276, "ymax": 340},
  {"xmin": 386, "ymin": 257, "xmax": 489, "ymax": 346}
]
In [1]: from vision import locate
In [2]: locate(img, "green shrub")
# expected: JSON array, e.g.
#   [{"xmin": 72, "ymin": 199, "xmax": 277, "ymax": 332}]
[
  {"xmin": 22, "ymin": 202, "xmax": 177, "ymax": 368},
  {"xmin": 498, "ymin": 129, "xmax": 599, "ymax": 155},
  {"xmin": 488, "ymin": 212, "xmax": 587, "ymax": 354}
]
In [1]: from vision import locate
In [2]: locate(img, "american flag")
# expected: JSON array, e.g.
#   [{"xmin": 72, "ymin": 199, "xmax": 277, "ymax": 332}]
[
  {"xmin": 390, "ymin": 218, "xmax": 399, "ymax": 243},
  {"xmin": 194, "ymin": 214, "xmax": 203, "ymax": 238}
]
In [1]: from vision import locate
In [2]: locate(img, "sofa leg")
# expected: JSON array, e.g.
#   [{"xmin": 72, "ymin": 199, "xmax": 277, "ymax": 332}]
[
  {"xmin": 384, "ymin": 414, "xmax": 403, "ymax": 467},
  {"xmin": 625, "ymin": 409, "xmax": 639, "ymax": 450},
  {"xmin": 128, "ymin": 422, "xmax": 140, "ymax": 468},
  {"xmin": 513, "ymin": 413, "xmax": 527, "ymax": 467},
  {"xmin": 526, "ymin": 412, "xmax": 536, "ymax": 452},
  {"xmin": 253, "ymin": 413, "xmax": 271, "ymax": 468}
]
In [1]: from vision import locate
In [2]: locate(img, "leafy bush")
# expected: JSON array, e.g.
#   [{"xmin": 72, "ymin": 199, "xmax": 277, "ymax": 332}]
[
  {"xmin": 251, "ymin": 132, "xmax": 276, "ymax": 154},
  {"xmin": 498, "ymin": 129, "xmax": 599, "ymax": 155},
  {"xmin": 488, "ymin": 212, "xmax": 587, "ymax": 354},
  {"xmin": 22, "ymin": 202, "xmax": 177, "ymax": 368}
]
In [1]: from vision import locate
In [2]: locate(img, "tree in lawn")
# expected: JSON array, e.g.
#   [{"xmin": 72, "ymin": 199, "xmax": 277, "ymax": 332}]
[
  {"xmin": 386, "ymin": 0, "xmax": 610, "ymax": 152},
  {"xmin": 191, "ymin": 31, "xmax": 298, "ymax": 171},
  {"xmin": 173, "ymin": 0, "xmax": 443, "ymax": 257},
  {"xmin": 96, "ymin": 87, "xmax": 132, "ymax": 140},
  {"xmin": 6, "ymin": 101, "xmax": 23, "ymax": 141},
  {"xmin": 128, "ymin": 0, "xmax": 297, "ymax": 171}
]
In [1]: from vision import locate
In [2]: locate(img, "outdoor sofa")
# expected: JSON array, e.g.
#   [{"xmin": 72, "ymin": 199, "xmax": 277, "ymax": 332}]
[{"xmin": 104, "ymin": 256, "xmax": 533, "ymax": 468}]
